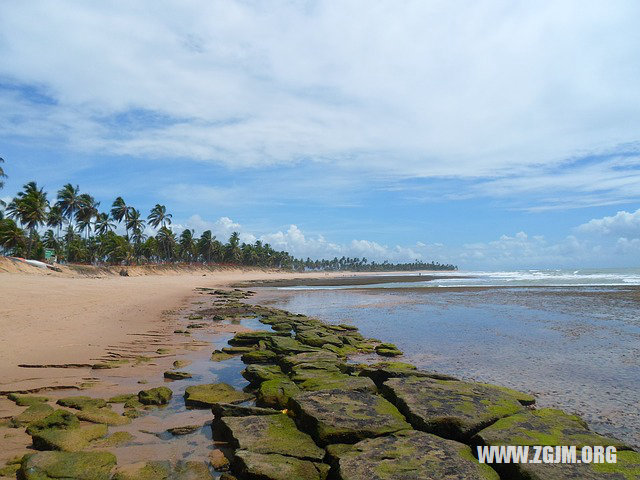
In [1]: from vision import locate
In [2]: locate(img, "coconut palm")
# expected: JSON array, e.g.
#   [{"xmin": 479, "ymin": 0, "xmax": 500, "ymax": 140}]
[
  {"xmin": 7, "ymin": 182, "xmax": 49, "ymax": 257},
  {"xmin": 0, "ymin": 218, "xmax": 26, "ymax": 254},
  {"xmin": 126, "ymin": 208, "xmax": 146, "ymax": 254},
  {"xmin": 56, "ymin": 184, "xmax": 80, "ymax": 226},
  {"xmin": 198, "ymin": 230, "xmax": 215, "ymax": 263},
  {"xmin": 110, "ymin": 197, "xmax": 129, "ymax": 238},
  {"xmin": 47, "ymin": 205, "xmax": 64, "ymax": 238},
  {"xmin": 156, "ymin": 226, "xmax": 176, "ymax": 261},
  {"xmin": 95, "ymin": 212, "xmax": 116, "ymax": 236},
  {"xmin": 226, "ymin": 231, "xmax": 242, "ymax": 263},
  {"xmin": 179, "ymin": 229, "xmax": 196, "ymax": 262},
  {"xmin": 75, "ymin": 193, "xmax": 100, "ymax": 238},
  {"xmin": 148, "ymin": 204, "xmax": 172, "ymax": 229}
]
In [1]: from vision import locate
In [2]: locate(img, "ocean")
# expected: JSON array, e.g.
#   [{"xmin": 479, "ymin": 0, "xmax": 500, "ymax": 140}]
[{"xmin": 255, "ymin": 268, "xmax": 640, "ymax": 448}]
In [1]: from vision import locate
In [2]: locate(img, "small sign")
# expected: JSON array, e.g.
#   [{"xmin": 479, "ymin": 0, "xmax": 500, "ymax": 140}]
[{"xmin": 44, "ymin": 248, "xmax": 55, "ymax": 260}]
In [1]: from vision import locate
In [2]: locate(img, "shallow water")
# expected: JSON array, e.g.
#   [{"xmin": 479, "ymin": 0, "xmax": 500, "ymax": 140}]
[{"xmin": 257, "ymin": 286, "xmax": 640, "ymax": 449}]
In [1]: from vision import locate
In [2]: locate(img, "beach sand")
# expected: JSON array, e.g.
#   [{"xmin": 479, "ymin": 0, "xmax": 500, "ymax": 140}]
[{"xmin": 0, "ymin": 259, "xmax": 403, "ymax": 393}]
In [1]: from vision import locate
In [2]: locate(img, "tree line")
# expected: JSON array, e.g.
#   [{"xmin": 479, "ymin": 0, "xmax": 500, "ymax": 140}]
[{"xmin": 0, "ymin": 162, "xmax": 456, "ymax": 271}]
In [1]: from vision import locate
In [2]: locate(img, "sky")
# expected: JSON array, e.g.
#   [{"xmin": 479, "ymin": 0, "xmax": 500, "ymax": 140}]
[{"xmin": 1, "ymin": 0, "xmax": 640, "ymax": 270}]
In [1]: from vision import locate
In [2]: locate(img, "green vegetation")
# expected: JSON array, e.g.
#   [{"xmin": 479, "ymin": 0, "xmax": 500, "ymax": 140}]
[{"xmin": 0, "ymin": 161, "xmax": 456, "ymax": 270}]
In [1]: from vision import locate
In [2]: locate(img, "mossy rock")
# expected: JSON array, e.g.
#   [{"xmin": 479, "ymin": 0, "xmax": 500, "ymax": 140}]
[
  {"xmin": 19, "ymin": 451, "xmax": 116, "ymax": 480},
  {"xmin": 357, "ymin": 362, "xmax": 457, "ymax": 386},
  {"xmin": 7, "ymin": 393, "xmax": 49, "ymax": 406},
  {"xmin": 321, "ymin": 344, "xmax": 359, "ymax": 357},
  {"xmin": 138, "ymin": 387, "xmax": 172, "ymax": 406},
  {"xmin": 167, "ymin": 425, "xmax": 201, "ymax": 436},
  {"xmin": 11, "ymin": 403, "xmax": 54, "ymax": 427},
  {"xmin": 242, "ymin": 364, "xmax": 285, "ymax": 384},
  {"xmin": 270, "ymin": 323, "xmax": 293, "ymax": 332},
  {"xmin": 473, "ymin": 408, "xmax": 630, "ymax": 450},
  {"xmin": 75, "ymin": 407, "xmax": 131, "ymax": 426},
  {"xmin": 381, "ymin": 377, "xmax": 524, "ymax": 442},
  {"xmin": 173, "ymin": 360, "xmax": 192, "ymax": 369},
  {"xmin": 232, "ymin": 451, "xmax": 329, "ymax": 480},
  {"xmin": 124, "ymin": 397, "xmax": 143, "ymax": 409},
  {"xmin": 296, "ymin": 330, "xmax": 343, "ymax": 348},
  {"xmin": 221, "ymin": 346, "xmax": 256, "ymax": 355},
  {"xmin": 31, "ymin": 423, "xmax": 108, "ymax": 451},
  {"xmin": 0, "ymin": 462, "xmax": 20, "ymax": 477},
  {"xmin": 211, "ymin": 351, "xmax": 234, "ymax": 362},
  {"xmin": 93, "ymin": 431, "xmax": 135, "ymax": 447},
  {"xmin": 56, "ymin": 396, "xmax": 108, "ymax": 410},
  {"xmin": 163, "ymin": 371, "xmax": 192, "ymax": 380},
  {"xmin": 294, "ymin": 372, "xmax": 377, "ymax": 394},
  {"xmin": 184, "ymin": 383, "xmax": 252, "ymax": 408},
  {"xmin": 217, "ymin": 414, "xmax": 325, "ymax": 461},
  {"xmin": 108, "ymin": 394, "xmax": 137, "ymax": 404},
  {"xmin": 113, "ymin": 460, "xmax": 213, "ymax": 480},
  {"xmin": 26, "ymin": 410, "xmax": 80, "ymax": 435},
  {"xmin": 256, "ymin": 377, "xmax": 301, "ymax": 409},
  {"xmin": 241, "ymin": 350, "xmax": 278, "ymax": 364},
  {"xmin": 279, "ymin": 352, "xmax": 341, "ymax": 371},
  {"xmin": 374, "ymin": 343, "xmax": 403, "ymax": 357},
  {"xmin": 481, "ymin": 383, "xmax": 536, "ymax": 406},
  {"xmin": 229, "ymin": 331, "xmax": 289, "ymax": 346},
  {"xmin": 267, "ymin": 337, "xmax": 320, "ymax": 355},
  {"xmin": 336, "ymin": 429, "xmax": 499, "ymax": 480},
  {"xmin": 289, "ymin": 389, "xmax": 411, "ymax": 446},
  {"xmin": 212, "ymin": 403, "xmax": 281, "ymax": 418}
]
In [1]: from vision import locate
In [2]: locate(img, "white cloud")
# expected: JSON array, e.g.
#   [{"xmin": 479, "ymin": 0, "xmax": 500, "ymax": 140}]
[
  {"xmin": 577, "ymin": 208, "xmax": 640, "ymax": 236},
  {"xmin": 1, "ymin": 1, "xmax": 640, "ymax": 207}
]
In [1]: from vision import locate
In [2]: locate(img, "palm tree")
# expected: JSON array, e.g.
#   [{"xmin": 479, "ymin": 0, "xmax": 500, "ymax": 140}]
[
  {"xmin": 56, "ymin": 184, "xmax": 80, "ymax": 226},
  {"xmin": 179, "ymin": 229, "xmax": 195, "ymax": 262},
  {"xmin": 198, "ymin": 230, "xmax": 215, "ymax": 263},
  {"xmin": 148, "ymin": 204, "xmax": 172, "ymax": 229},
  {"xmin": 94, "ymin": 212, "xmax": 116, "ymax": 236},
  {"xmin": 110, "ymin": 197, "xmax": 129, "ymax": 238},
  {"xmin": 126, "ymin": 208, "xmax": 146, "ymax": 255},
  {"xmin": 0, "ymin": 157, "xmax": 6, "ymax": 190},
  {"xmin": 8, "ymin": 182, "xmax": 49, "ymax": 257},
  {"xmin": 75, "ymin": 193, "xmax": 100, "ymax": 238},
  {"xmin": 156, "ymin": 226, "xmax": 176, "ymax": 261},
  {"xmin": 0, "ymin": 218, "xmax": 26, "ymax": 255},
  {"xmin": 47, "ymin": 205, "xmax": 64, "ymax": 238},
  {"xmin": 226, "ymin": 231, "xmax": 242, "ymax": 263}
]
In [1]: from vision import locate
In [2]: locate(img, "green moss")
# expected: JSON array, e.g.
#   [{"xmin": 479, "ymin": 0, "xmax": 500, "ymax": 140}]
[
  {"xmin": 591, "ymin": 450, "xmax": 640, "ymax": 479},
  {"xmin": 184, "ymin": 383, "xmax": 252, "ymax": 408},
  {"xmin": 0, "ymin": 463, "xmax": 20, "ymax": 477},
  {"xmin": 7, "ymin": 393, "xmax": 48, "ymax": 406},
  {"xmin": 26, "ymin": 410, "xmax": 79, "ymax": 435},
  {"xmin": 19, "ymin": 451, "xmax": 116, "ymax": 480},
  {"xmin": 138, "ymin": 387, "xmax": 172, "ymax": 406},
  {"xmin": 257, "ymin": 377, "xmax": 301, "ymax": 408},
  {"xmin": 75, "ymin": 407, "xmax": 131, "ymax": 426},
  {"xmin": 241, "ymin": 350, "xmax": 278, "ymax": 364},
  {"xmin": 108, "ymin": 394, "xmax": 137, "ymax": 404},
  {"xmin": 93, "ymin": 431, "xmax": 135, "ymax": 447},
  {"xmin": 56, "ymin": 396, "xmax": 108, "ymax": 410},
  {"xmin": 211, "ymin": 351, "xmax": 234, "ymax": 362},
  {"xmin": 92, "ymin": 359, "xmax": 130, "ymax": 369},
  {"xmin": 163, "ymin": 371, "xmax": 192, "ymax": 380},
  {"xmin": 31, "ymin": 423, "xmax": 108, "ymax": 452},
  {"xmin": 10, "ymin": 403, "xmax": 54, "ymax": 427}
]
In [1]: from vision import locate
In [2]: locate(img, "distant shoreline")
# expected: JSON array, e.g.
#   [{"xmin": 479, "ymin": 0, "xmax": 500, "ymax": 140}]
[{"xmin": 237, "ymin": 272, "xmax": 466, "ymax": 287}]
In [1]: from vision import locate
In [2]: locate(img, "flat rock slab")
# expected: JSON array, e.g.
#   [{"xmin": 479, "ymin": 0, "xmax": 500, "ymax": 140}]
[
  {"xmin": 268, "ymin": 336, "xmax": 320, "ymax": 355},
  {"xmin": 31, "ymin": 423, "xmax": 108, "ymax": 451},
  {"xmin": 295, "ymin": 372, "xmax": 377, "ymax": 394},
  {"xmin": 212, "ymin": 403, "xmax": 281, "ymax": 417},
  {"xmin": 75, "ymin": 407, "xmax": 131, "ymax": 426},
  {"xmin": 242, "ymin": 364, "xmax": 285, "ymax": 384},
  {"xmin": 184, "ymin": 383, "xmax": 252, "ymax": 408},
  {"xmin": 356, "ymin": 362, "xmax": 458, "ymax": 386},
  {"xmin": 113, "ymin": 460, "xmax": 213, "ymax": 480},
  {"xmin": 57, "ymin": 396, "xmax": 108, "ymax": 410},
  {"xmin": 138, "ymin": 387, "xmax": 173, "ymax": 406},
  {"xmin": 19, "ymin": 451, "xmax": 116, "ymax": 480},
  {"xmin": 257, "ymin": 377, "xmax": 301, "ymax": 408},
  {"xmin": 11, "ymin": 402, "xmax": 54, "ymax": 427},
  {"xmin": 336, "ymin": 430, "xmax": 499, "ymax": 480},
  {"xmin": 289, "ymin": 389, "xmax": 411, "ymax": 445},
  {"xmin": 219, "ymin": 414, "xmax": 325, "ymax": 461},
  {"xmin": 233, "ymin": 450, "xmax": 329, "ymax": 480},
  {"xmin": 279, "ymin": 351, "xmax": 341, "ymax": 371},
  {"xmin": 515, "ymin": 449, "xmax": 640, "ymax": 480},
  {"xmin": 473, "ymin": 408, "xmax": 630, "ymax": 450},
  {"xmin": 382, "ymin": 377, "xmax": 524, "ymax": 441}
]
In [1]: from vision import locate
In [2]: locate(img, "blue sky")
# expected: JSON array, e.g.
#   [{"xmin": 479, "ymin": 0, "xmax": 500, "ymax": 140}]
[{"xmin": 1, "ymin": 0, "xmax": 640, "ymax": 269}]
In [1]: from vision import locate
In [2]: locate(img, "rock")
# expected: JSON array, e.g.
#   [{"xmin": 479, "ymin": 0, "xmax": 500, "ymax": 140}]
[
  {"xmin": 374, "ymin": 343, "xmax": 403, "ymax": 357},
  {"xmin": 218, "ymin": 414, "xmax": 325, "ymax": 461},
  {"xmin": 173, "ymin": 360, "xmax": 192, "ymax": 369},
  {"xmin": 296, "ymin": 330, "xmax": 343, "ymax": 348},
  {"xmin": 473, "ymin": 408, "xmax": 630, "ymax": 450},
  {"xmin": 335, "ymin": 430, "xmax": 499, "ymax": 480},
  {"xmin": 381, "ymin": 377, "xmax": 524, "ymax": 441},
  {"xmin": 19, "ymin": 451, "xmax": 116, "ymax": 480},
  {"xmin": 187, "ymin": 323, "xmax": 207, "ymax": 329},
  {"xmin": 10, "ymin": 402, "xmax": 54, "ymax": 427},
  {"xmin": 321, "ymin": 344, "xmax": 359, "ymax": 357},
  {"xmin": 75, "ymin": 407, "xmax": 131, "ymax": 426},
  {"xmin": 222, "ymin": 346, "xmax": 256, "ymax": 354},
  {"xmin": 0, "ymin": 462, "xmax": 20, "ymax": 477},
  {"xmin": 295, "ymin": 372, "xmax": 377, "ymax": 394},
  {"xmin": 279, "ymin": 352, "xmax": 341, "ymax": 371},
  {"xmin": 241, "ymin": 350, "xmax": 278, "ymax": 364},
  {"xmin": 232, "ymin": 451, "xmax": 329, "ymax": 480},
  {"xmin": 356, "ymin": 361, "xmax": 458, "ymax": 387},
  {"xmin": 113, "ymin": 461, "xmax": 213, "ymax": 480},
  {"xmin": 482, "ymin": 383, "xmax": 536, "ymax": 406},
  {"xmin": 167, "ymin": 424, "xmax": 201, "ymax": 435},
  {"xmin": 229, "ymin": 331, "xmax": 288, "ymax": 346},
  {"xmin": 138, "ymin": 387, "xmax": 173, "ymax": 406},
  {"xmin": 211, "ymin": 351, "xmax": 234, "ymax": 362},
  {"xmin": 56, "ymin": 396, "xmax": 108, "ymax": 410},
  {"xmin": 184, "ymin": 383, "xmax": 252, "ymax": 408},
  {"xmin": 210, "ymin": 449, "xmax": 230, "ymax": 471},
  {"xmin": 256, "ymin": 377, "xmax": 301, "ymax": 408},
  {"xmin": 7, "ymin": 393, "xmax": 49, "ymax": 406},
  {"xmin": 514, "ymin": 449, "xmax": 640, "ymax": 480},
  {"xmin": 108, "ymin": 394, "xmax": 137, "ymax": 404},
  {"xmin": 268, "ymin": 336, "xmax": 320, "ymax": 355},
  {"xmin": 163, "ymin": 371, "xmax": 192, "ymax": 380},
  {"xmin": 242, "ymin": 364, "xmax": 285, "ymax": 384},
  {"xmin": 289, "ymin": 389, "xmax": 411, "ymax": 445},
  {"xmin": 93, "ymin": 431, "xmax": 135, "ymax": 447},
  {"xmin": 219, "ymin": 474, "xmax": 237, "ymax": 480},
  {"xmin": 31, "ymin": 423, "xmax": 108, "ymax": 451},
  {"xmin": 124, "ymin": 397, "xmax": 143, "ymax": 409},
  {"xmin": 26, "ymin": 409, "xmax": 80, "ymax": 434},
  {"xmin": 271, "ymin": 323, "xmax": 293, "ymax": 332},
  {"xmin": 212, "ymin": 403, "xmax": 281, "ymax": 417}
]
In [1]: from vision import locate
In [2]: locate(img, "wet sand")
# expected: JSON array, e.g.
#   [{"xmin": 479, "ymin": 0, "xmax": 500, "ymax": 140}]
[{"xmin": 236, "ymin": 272, "xmax": 463, "ymax": 287}]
